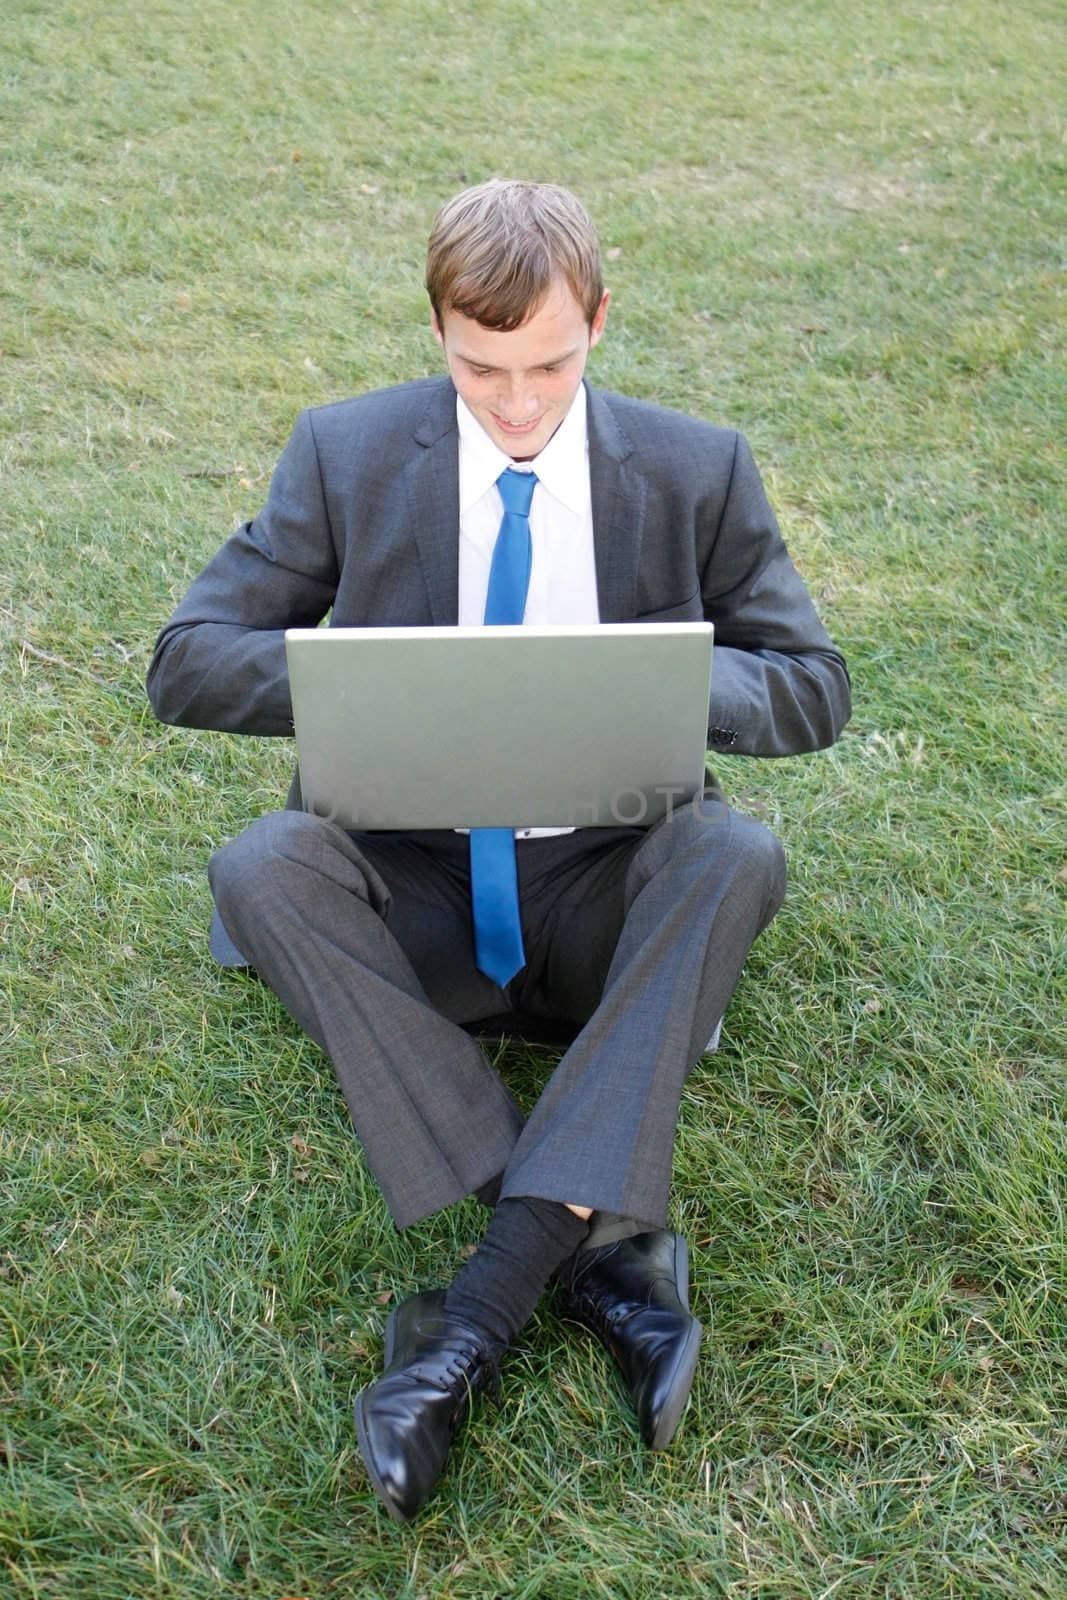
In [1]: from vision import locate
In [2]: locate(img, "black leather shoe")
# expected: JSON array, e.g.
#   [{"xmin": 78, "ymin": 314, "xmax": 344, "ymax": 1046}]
[
  {"xmin": 354, "ymin": 1290, "xmax": 499, "ymax": 1522},
  {"xmin": 560, "ymin": 1230, "xmax": 702, "ymax": 1450}
]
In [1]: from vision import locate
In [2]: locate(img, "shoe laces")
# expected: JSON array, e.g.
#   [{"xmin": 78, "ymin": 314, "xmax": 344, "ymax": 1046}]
[
  {"xmin": 410, "ymin": 1320, "xmax": 503, "ymax": 1406},
  {"xmin": 571, "ymin": 1288, "xmax": 642, "ymax": 1336},
  {"xmin": 566, "ymin": 1244, "xmax": 672, "ymax": 1332}
]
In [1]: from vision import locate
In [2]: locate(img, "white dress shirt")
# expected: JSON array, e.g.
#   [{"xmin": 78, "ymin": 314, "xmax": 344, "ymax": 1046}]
[
  {"xmin": 457, "ymin": 384, "xmax": 599, "ymax": 627},
  {"xmin": 456, "ymin": 386, "xmax": 599, "ymax": 837}
]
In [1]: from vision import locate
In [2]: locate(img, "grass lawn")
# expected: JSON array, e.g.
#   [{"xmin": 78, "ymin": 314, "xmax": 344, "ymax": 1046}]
[{"xmin": 2, "ymin": 0, "xmax": 1064, "ymax": 1595}]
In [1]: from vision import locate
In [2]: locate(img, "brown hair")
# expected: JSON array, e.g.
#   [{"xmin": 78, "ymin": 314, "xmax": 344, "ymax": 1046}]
[{"xmin": 426, "ymin": 179, "xmax": 604, "ymax": 331}]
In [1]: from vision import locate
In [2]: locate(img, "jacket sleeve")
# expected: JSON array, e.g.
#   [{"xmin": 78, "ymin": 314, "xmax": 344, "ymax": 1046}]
[
  {"xmin": 146, "ymin": 411, "xmax": 339, "ymax": 735},
  {"xmin": 702, "ymin": 432, "xmax": 851, "ymax": 756}
]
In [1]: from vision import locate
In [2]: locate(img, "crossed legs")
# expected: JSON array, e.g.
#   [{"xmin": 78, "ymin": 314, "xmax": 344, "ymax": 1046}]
[
  {"xmin": 209, "ymin": 800, "xmax": 785, "ymax": 1515},
  {"xmin": 209, "ymin": 798, "xmax": 785, "ymax": 1228}
]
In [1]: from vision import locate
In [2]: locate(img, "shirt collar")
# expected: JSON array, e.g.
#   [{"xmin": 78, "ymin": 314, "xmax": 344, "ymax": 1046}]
[{"xmin": 456, "ymin": 384, "xmax": 589, "ymax": 517}]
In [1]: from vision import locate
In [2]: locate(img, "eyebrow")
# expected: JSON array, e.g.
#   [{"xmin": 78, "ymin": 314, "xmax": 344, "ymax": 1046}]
[{"xmin": 456, "ymin": 346, "xmax": 580, "ymax": 372}]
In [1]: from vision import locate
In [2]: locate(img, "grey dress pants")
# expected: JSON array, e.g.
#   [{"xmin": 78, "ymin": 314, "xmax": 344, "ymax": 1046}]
[{"xmin": 209, "ymin": 794, "xmax": 786, "ymax": 1230}]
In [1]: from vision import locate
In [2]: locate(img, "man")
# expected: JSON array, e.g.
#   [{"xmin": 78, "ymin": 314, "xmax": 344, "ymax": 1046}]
[{"xmin": 147, "ymin": 179, "xmax": 850, "ymax": 1522}]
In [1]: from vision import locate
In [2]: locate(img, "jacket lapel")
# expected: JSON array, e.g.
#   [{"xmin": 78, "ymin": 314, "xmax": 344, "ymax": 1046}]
[
  {"xmin": 586, "ymin": 385, "xmax": 645, "ymax": 623},
  {"xmin": 407, "ymin": 380, "xmax": 461, "ymax": 624}
]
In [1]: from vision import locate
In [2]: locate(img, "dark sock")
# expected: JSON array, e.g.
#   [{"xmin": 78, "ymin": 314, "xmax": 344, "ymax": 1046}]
[
  {"xmin": 473, "ymin": 1173, "xmax": 502, "ymax": 1210},
  {"xmin": 443, "ymin": 1196, "xmax": 590, "ymax": 1352},
  {"xmin": 577, "ymin": 1211, "xmax": 648, "ymax": 1252}
]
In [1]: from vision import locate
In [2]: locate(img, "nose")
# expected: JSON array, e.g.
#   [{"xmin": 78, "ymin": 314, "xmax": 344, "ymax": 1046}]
[{"xmin": 499, "ymin": 375, "xmax": 537, "ymax": 420}]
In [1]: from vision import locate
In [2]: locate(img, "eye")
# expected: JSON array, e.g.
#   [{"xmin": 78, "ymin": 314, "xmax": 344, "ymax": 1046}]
[
  {"xmin": 471, "ymin": 365, "xmax": 495, "ymax": 378},
  {"xmin": 539, "ymin": 364, "xmax": 561, "ymax": 375}
]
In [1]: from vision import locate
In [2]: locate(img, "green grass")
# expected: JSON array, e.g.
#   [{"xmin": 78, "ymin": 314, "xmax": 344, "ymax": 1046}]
[{"xmin": 2, "ymin": 0, "xmax": 1065, "ymax": 1594}]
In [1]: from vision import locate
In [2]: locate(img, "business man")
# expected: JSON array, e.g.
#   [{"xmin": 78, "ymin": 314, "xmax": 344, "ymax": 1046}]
[{"xmin": 147, "ymin": 179, "xmax": 850, "ymax": 1521}]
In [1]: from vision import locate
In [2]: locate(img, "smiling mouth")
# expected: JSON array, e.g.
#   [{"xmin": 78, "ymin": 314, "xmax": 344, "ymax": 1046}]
[{"xmin": 493, "ymin": 414, "xmax": 543, "ymax": 433}]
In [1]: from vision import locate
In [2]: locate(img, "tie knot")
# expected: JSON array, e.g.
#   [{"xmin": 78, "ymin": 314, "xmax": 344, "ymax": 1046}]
[{"xmin": 497, "ymin": 467, "xmax": 537, "ymax": 518}]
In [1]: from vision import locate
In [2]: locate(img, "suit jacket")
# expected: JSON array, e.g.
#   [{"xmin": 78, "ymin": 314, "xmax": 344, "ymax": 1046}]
[
  {"xmin": 149, "ymin": 377, "xmax": 850, "ymax": 967},
  {"xmin": 148, "ymin": 376, "xmax": 850, "ymax": 756}
]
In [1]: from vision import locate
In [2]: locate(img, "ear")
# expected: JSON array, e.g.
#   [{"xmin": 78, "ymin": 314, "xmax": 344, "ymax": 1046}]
[
  {"xmin": 430, "ymin": 308, "xmax": 445, "ymax": 350},
  {"xmin": 588, "ymin": 289, "xmax": 611, "ymax": 350}
]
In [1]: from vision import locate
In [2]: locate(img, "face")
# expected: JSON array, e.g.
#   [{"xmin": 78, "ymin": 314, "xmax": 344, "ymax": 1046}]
[{"xmin": 431, "ymin": 281, "xmax": 609, "ymax": 459}]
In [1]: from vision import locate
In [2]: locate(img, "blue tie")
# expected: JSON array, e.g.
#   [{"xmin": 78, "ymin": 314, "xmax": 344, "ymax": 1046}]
[{"xmin": 469, "ymin": 467, "xmax": 537, "ymax": 987}]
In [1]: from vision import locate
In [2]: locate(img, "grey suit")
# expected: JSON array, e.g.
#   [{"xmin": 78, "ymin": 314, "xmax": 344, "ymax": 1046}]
[{"xmin": 147, "ymin": 377, "xmax": 849, "ymax": 1229}]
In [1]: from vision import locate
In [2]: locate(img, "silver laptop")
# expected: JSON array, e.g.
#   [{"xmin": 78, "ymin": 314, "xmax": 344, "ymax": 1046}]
[{"xmin": 284, "ymin": 622, "xmax": 714, "ymax": 830}]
